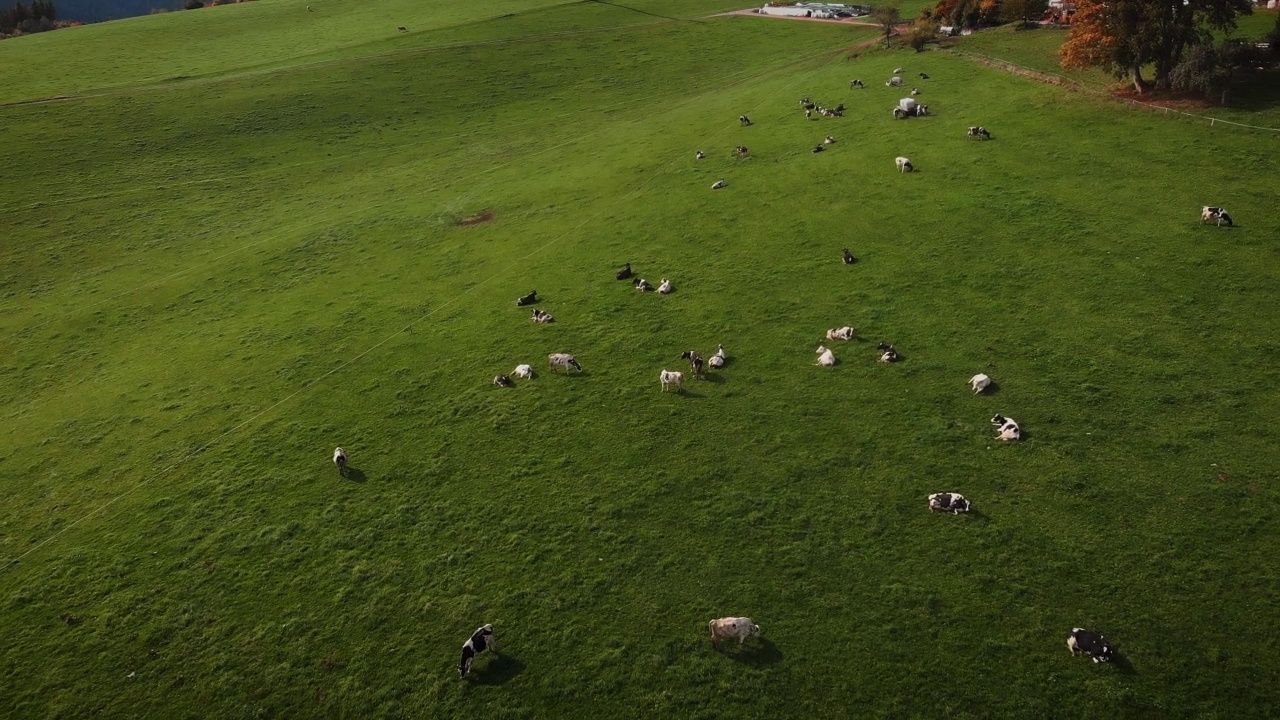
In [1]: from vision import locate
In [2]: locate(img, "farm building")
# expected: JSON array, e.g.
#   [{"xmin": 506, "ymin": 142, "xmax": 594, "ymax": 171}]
[{"xmin": 758, "ymin": 3, "xmax": 870, "ymax": 18}]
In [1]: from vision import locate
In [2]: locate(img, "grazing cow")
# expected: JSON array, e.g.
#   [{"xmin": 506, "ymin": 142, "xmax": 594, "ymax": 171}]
[
  {"xmin": 398, "ymin": 26, "xmax": 408, "ymax": 32},
  {"xmin": 512, "ymin": 364, "xmax": 534, "ymax": 379},
  {"xmin": 681, "ymin": 350, "xmax": 705, "ymax": 379},
  {"xmin": 826, "ymin": 326, "xmax": 856, "ymax": 341},
  {"xmin": 660, "ymin": 369, "xmax": 685, "ymax": 393},
  {"xmin": 333, "ymin": 447, "xmax": 347, "ymax": 474},
  {"xmin": 633, "ymin": 277, "xmax": 654, "ymax": 292},
  {"xmin": 876, "ymin": 342, "xmax": 899, "ymax": 363},
  {"xmin": 709, "ymin": 344, "xmax": 727, "ymax": 369},
  {"xmin": 1067, "ymin": 628, "xmax": 1114, "ymax": 663},
  {"xmin": 616, "ymin": 262, "xmax": 633, "ymax": 280},
  {"xmin": 711, "ymin": 180, "xmax": 726, "ymax": 190},
  {"xmin": 991, "ymin": 414, "xmax": 1021, "ymax": 442},
  {"xmin": 657, "ymin": 278, "xmax": 673, "ymax": 294},
  {"xmin": 1201, "ymin": 206, "xmax": 1233, "ymax": 226},
  {"xmin": 919, "ymin": 72, "xmax": 930, "ymax": 79},
  {"xmin": 895, "ymin": 157, "xmax": 914, "ymax": 173},
  {"xmin": 515, "ymin": 290, "xmax": 538, "ymax": 306},
  {"xmin": 824, "ymin": 135, "xmax": 836, "ymax": 144},
  {"xmin": 911, "ymin": 87, "xmax": 920, "ymax": 96},
  {"xmin": 739, "ymin": 114, "xmax": 752, "ymax": 126},
  {"xmin": 531, "ymin": 308, "xmax": 555, "ymax": 323},
  {"xmin": 969, "ymin": 373, "xmax": 992, "ymax": 394},
  {"xmin": 812, "ymin": 145, "xmax": 825, "ymax": 153},
  {"xmin": 548, "ymin": 353, "xmax": 583, "ymax": 373},
  {"xmin": 887, "ymin": 77, "xmax": 903, "ymax": 87},
  {"xmin": 709, "ymin": 617, "xmax": 761, "ymax": 646},
  {"xmin": 928, "ymin": 492, "xmax": 972, "ymax": 514},
  {"xmin": 458, "ymin": 624, "xmax": 498, "ymax": 678},
  {"xmin": 493, "ymin": 374, "xmax": 514, "ymax": 387},
  {"xmin": 735, "ymin": 145, "xmax": 749, "ymax": 158},
  {"xmin": 967, "ymin": 126, "xmax": 991, "ymax": 140},
  {"xmin": 850, "ymin": 79, "xmax": 864, "ymax": 89},
  {"xmin": 843, "ymin": 248, "xmax": 857, "ymax": 264},
  {"xmin": 695, "ymin": 150, "xmax": 705, "ymax": 160},
  {"xmin": 816, "ymin": 345, "xmax": 836, "ymax": 366}
]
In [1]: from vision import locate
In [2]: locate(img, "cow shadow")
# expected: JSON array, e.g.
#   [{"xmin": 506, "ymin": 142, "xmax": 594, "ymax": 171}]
[
  {"xmin": 699, "ymin": 373, "xmax": 725, "ymax": 384},
  {"xmin": 1110, "ymin": 653, "xmax": 1138, "ymax": 675},
  {"xmin": 723, "ymin": 638, "xmax": 783, "ymax": 667},
  {"xmin": 962, "ymin": 507, "xmax": 990, "ymax": 522},
  {"xmin": 469, "ymin": 654, "xmax": 524, "ymax": 685},
  {"xmin": 342, "ymin": 467, "xmax": 367, "ymax": 483},
  {"xmin": 981, "ymin": 381, "xmax": 1001, "ymax": 396}
]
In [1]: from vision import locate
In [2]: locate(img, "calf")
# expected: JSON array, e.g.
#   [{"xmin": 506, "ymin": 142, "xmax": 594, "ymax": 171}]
[
  {"xmin": 735, "ymin": 145, "xmax": 749, "ymax": 158},
  {"xmin": 843, "ymin": 248, "xmax": 857, "ymax": 264},
  {"xmin": 493, "ymin": 374, "xmax": 514, "ymax": 387},
  {"xmin": 657, "ymin": 278, "xmax": 673, "ymax": 294},
  {"xmin": 531, "ymin": 308, "xmax": 554, "ymax": 323},
  {"xmin": 515, "ymin": 290, "xmax": 538, "ymax": 306},
  {"xmin": 1201, "ymin": 206, "xmax": 1233, "ymax": 226},
  {"xmin": 709, "ymin": 617, "xmax": 761, "ymax": 646},
  {"xmin": 895, "ymin": 157, "xmax": 914, "ymax": 173},
  {"xmin": 928, "ymin": 492, "xmax": 971, "ymax": 514},
  {"xmin": 919, "ymin": 72, "xmax": 930, "ymax": 79},
  {"xmin": 709, "ymin": 344, "xmax": 727, "ymax": 369},
  {"xmin": 739, "ymin": 114, "xmax": 752, "ymax": 126},
  {"xmin": 458, "ymin": 624, "xmax": 498, "ymax": 678},
  {"xmin": 1067, "ymin": 628, "xmax": 1114, "ymax": 663},
  {"xmin": 816, "ymin": 345, "xmax": 837, "ymax": 366},
  {"xmin": 616, "ymin": 262, "xmax": 633, "ymax": 280},
  {"xmin": 969, "ymin": 373, "xmax": 992, "ymax": 394},
  {"xmin": 333, "ymin": 447, "xmax": 347, "ymax": 474},
  {"xmin": 512, "ymin": 364, "xmax": 534, "ymax": 379},
  {"xmin": 633, "ymin": 277, "xmax": 654, "ymax": 292},
  {"xmin": 824, "ymin": 135, "xmax": 836, "ymax": 144},
  {"xmin": 850, "ymin": 79, "xmax": 864, "ymax": 88},
  {"xmin": 876, "ymin": 342, "xmax": 899, "ymax": 363},
  {"xmin": 660, "ymin": 369, "xmax": 685, "ymax": 393},
  {"xmin": 910, "ymin": 87, "xmax": 920, "ymax": 96},
  {"xmin": 681, "ymin": 350, "xmax": 705, "ymax": 379},
  {"xmin": 711, "ymin": 180, "xmax": 726, "ymax": 190},
  {"xmin": 991, "ymin": 414, "xmax": 1021, "ymax": 442},
  {"xmin": 548, "ymin": 353, "xmax": 583, "ymax": 374},
  {"xmin": 695, "ymin": 150, "xmax": 705, "ymax": 160},
  {"xmin": 967, "ymin": 126, "xmax": 991, "ymax": 140},
  {"xmin": 826, "ymin": 326, "xmax": 856, "ymax": 341}
]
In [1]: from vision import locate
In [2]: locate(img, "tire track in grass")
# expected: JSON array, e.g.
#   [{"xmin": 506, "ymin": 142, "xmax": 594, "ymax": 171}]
[{"xmin": 0, "ymin": 48, "xmax": 849, "ymax": 575}]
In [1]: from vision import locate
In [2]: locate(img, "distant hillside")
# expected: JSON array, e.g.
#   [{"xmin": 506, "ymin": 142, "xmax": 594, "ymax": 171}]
[{"xmin": 56, "ymin": 0, "xmax": 187, "ymax": 23}]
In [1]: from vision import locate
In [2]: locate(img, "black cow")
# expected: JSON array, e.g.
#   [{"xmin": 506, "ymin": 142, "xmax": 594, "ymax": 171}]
[
  {"xmin": 459, "ymin": 624, "xmax": 498, "ymax": 677},
  {"xmin": 843, "ymin": 249, "xmax": 857, "ymax": 264},
  {"xmin": 1067, "ymin": 628, "xmax": 1114, "ymax": 663},
  {"xmin": 616, "ymin": 263, "xmax": 633, "ymax": 280},
  {"xmin": 812, "ymin": 145, "xmax": 825, "ymax": 153},
  {"xmin": 493, "ymin": 374, "xmax": 514, "ymax": 388},
  {"xmin": 515, "ymin": 290, "xmax": 538, "ymax": 306}
]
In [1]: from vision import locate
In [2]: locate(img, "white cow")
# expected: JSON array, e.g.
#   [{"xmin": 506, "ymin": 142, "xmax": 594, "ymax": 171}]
[
  {"xmin": 969, "ymin": 373, "xmax": 991, "ymax": 394},
  {"xmin": 660, "ymin": 369, "xmax": 684, "ymax": 393},
  {"xmin": 711, "ymin": 180, "xmax": 726, "ymax": 190},
  {"xmin": 658, "ymin": 278, "xmax": 673, "ymax": 294},
  {"xmin": 332, "ymin": 447, "xmax": 347, "ymax": 474},
  {"xmin": 816, "ymin": 345, "xmax": 836, "ymax": 366},
  {"xmin": 512, "ymin": 364, "xmax": 534, "ymax": 379},
  {"xmin": 548, "ymin": 353, "xmax": 582, "ymax": 373},
  {"xmin": 709, "ymin": 617, "xmax": 761, "ymax": 646},
  {"xmin": 826, "ymin": 326, "xmax": 856, "ymax": 341},
  {"xmin": 887, "ymin": 76, "xmax": 903, "ymax": 87},
  {"xmin": 709, "ymin": 344, "xmax": 727, "ymax": 369},
  {"xmin": 896, "ymin": 156, "xmax": 914, "ymax": 173}
]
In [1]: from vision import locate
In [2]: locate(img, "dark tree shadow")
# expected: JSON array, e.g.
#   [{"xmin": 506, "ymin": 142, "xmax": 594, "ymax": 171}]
[
  {"xmin": 343, "ymin": 467, "xmax": 367, "ymax": 483},
  {"xmin": 469, "ymin": 654, "xmax": 524, "ymax": 685},
  {"xmin": 723, "ymin": 638, "xmax": 784, "ymax": 667}
]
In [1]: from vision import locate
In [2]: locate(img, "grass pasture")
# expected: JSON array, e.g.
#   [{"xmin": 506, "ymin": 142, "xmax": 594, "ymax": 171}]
[{"xmin": 2, "ymin": 1, "xmax": 1279, "ymax": 717}]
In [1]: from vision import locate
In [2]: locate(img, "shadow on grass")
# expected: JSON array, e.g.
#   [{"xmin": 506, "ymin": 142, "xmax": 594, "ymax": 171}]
[
  {"xmin": 722, "ymin": 638, "xmax": 783, "ymax": 667},
  {"xmin": 964, "ymin": 507, "xmax": 991, "ymax": 522},
  {"xmin": 343, "ymin": 467, "xmax": 367, "ymax": 483},
  {"xmin": 699, "ymin": 373, "xmax": 725, "ymax": 384},
  {"xmin": 981, "ymin": 381, "xmax": 1001, "ymax": 396},
  {"xmin": 1110, "ymin": 653, "xmax": 1138, "ymax": 675},
  {"xmin": 469, "ymin": 653, "xmax": 524, "ymax": 685}
]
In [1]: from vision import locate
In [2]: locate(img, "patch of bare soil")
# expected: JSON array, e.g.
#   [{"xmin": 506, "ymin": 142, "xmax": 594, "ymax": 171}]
[{"xmin": 455, "ymin": 209, "xmax": 494, "ymax": 226}]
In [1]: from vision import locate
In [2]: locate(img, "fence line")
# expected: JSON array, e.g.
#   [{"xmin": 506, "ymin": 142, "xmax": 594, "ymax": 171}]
[{"xmin": 950, "ymin": 50, "xmax": 1280, "ymax": 133}]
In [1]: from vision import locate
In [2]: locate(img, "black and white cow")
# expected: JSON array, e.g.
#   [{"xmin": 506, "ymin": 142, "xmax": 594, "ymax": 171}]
[
  {"xmin": 739, "ymin": 115, "xmax": 752, "ymax": 126},
  {"xmin": 735, "ymin": 145, "xmax": 749, "ymax": 158},
  {"xmin": 634, "ymin": 277, "xmax": 654, "ymax": 291},
  {"xmin": 928, "ymin": 492, "xmax": 971, "ymax": 514},
  {"xmin": 1201, "ymin": 206, "xmax": 1233, "ymax": 226},
  {"xmin": 967, "ymin": 126, "xmax": 991, "ymax": 140},
  {"xmin": 332, "ymin": 447, "xmax": 347, "ymax": 474},
  {"xmin": 991, "ymin": 414, "xmax": 1021, "ymax": 442},
  {"xmin": 850, "ymin": 79, "xmax": 865, "ymax": 89},
  {"xmin": 459, "ymin": 624, "xmax": 498, "ymax": 677},
  {"xmin": 1067, "ymin": 628, "xmax": 1114, "ymax": 663},
  {"xmin": 493, "ymin": 374, "xmax": 514, "ymax": 387},
  {"xmin": 876, "ymin": 342, "xmax": 899, "ymax": 363},
  {"xmin": 919, "ymin": 72, "xmax": 930, "ymax": 79},
  {"xmin": 812, "ymin": 145, "xmax": 825, "ymax": 153},
  {"xmin": 681, "ymin": 350, "xmax": 705, "ymax": 379},
  {"xmin": 843, "ymin": 248, "xmax": 857, "ymax": 264},
  {"xmin": 515, "ymin": 290, "xmax": 538, "ymax": 306}
]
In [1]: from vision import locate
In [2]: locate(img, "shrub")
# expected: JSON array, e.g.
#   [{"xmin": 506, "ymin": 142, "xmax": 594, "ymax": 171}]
[{"xmin": 183, "ymin": 0, "xmax": 203, "ymax": 8}]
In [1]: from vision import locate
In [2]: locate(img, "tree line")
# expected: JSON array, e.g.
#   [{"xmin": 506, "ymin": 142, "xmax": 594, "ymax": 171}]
[{"xmin": 1, "ymin": 0, "xmax": 59, "ymax": 34}]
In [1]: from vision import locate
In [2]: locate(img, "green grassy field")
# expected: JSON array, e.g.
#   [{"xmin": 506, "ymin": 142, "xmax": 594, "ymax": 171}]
[{"xmin": 2, "ymin": 0, "xmax": 1279, "ymax": 717}]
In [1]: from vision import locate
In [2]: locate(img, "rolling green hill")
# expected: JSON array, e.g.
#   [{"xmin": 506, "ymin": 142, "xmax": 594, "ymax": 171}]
[{"xmin": 2, "ymin": 2, "xmax": 1278, "ymax": 717}]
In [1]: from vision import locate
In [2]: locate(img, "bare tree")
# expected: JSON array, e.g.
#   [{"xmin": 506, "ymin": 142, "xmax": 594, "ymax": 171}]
[{"xmin": 872, "ymin": 3, "xmax": 902, "ymax": 47}]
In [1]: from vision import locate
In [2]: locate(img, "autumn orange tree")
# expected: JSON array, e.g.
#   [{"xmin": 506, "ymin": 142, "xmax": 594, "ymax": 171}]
[{"xmin": 1060, "ymin": 0, "xmax": 1252, "ymax": 94}]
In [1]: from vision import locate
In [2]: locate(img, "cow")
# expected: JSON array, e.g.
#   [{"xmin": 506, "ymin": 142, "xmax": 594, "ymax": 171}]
[
  {"xmin": 616, "ymin": 262, "xmax": 633, "ymax": 280},
  {"xmin": 512, "ymin": 364, "xmax": 534, "ymax": 379},
  {"xmin": 812, "ymin": 145, "xmax": 825, "ymax": 153},
  {"xmin": 919, "ymin": 72, "xmax": 930, "ymax": 79},
  {"xmin": 824, "ymin": 135, "xmax": 836, "ymax": 144},
  {"xmin": 549, "ymin": 353, "xmax": 582, "ymax": 373},
  {"xmin": 695, "ymin": 150, "xmax": 705, "ymax": 160},
  {"xmin": 735, "ymin": 145, "xmax": 749, "ymax": 158},
  {"xmin": 458, "ymin": 624, "xmax": 498, "ymax": 678},
  {"xmin": 681, "ymin": 350, "xmax": 705, "ymax": 379},
  {"xmin": 1067, "ymin": 628, "xmax": 1114, "ymax": 663},
  {"xmin": 894, "ymin": 67, "xmax": 904, "ymax": 74},
  {"xmin": 991, "ymin": 414, "xmax": 1021, "ymax": 441},
  {"xmin": 850, "ymin": 79, "xmax": 865, "ymax": 89},
  {"xmin": 816, "ymin": 345, "xmax": 836, "ymax": 366},
  {"xmin": 969, "ymin": 373, "xmax": 992, "ymax": 394},
  {"xmin": 887, "ymin": 77, "xmax": 903, "ymax": 87},
  {"xmin": 876, "ymin": 342, "xmax": 899, "ymax": 362},
  {"xmin": 657, "ymin": 278, "xmax": 673, "ymax": 294},
  {"xmin": 911, "ymin": 87, "xmax": 921, "ymax": 96},
  {"xmin": 843, "ymin": 248, "xmax": 857, "ymax": 264},
  {"xmin": 660, "ymin": 369, "xmax": 685, "ymax": 393},
  {"xmin": 826, "ymin": 326, "xmax": 856, "ymax": 341},
  {"xmin": 493, "ymin": 374, "xmax": 514, "ymax": 387},
  {"xmin": 397, "ymin": 26, "xmax": 408, "ymax": 32},
  {"xmin": 531, "ymin": 308, "xmax": 554, "ymax": 323},
  {"xmin": 633, "ymin": 277, "xmax": 654, "ymax": 292},
  {"xmin": 332, "ymin": 447, "xmax": 347, "ymax": 474},
  {"xmin": 739, "ymin": 115, "xmax": 752, "ymax": 126},
  {"xmin": 711, "ymin": 180, "xmax": 726, "ymax": 190},
  {"xmin": 709, "ymin": 344, "xmax": 727, "ymax": 369},
  {"xmin": 1201, "ymin": 206, "xmax": 1233, "ymax": 226},
  {"xmin": 928, "ymin": 492, "xmax": 971, "ymax": 514},
  {"xmin": 967, "ymin": 126, "xmax": 991, "ymax": 140},
  {"xmin": 515, "ymin": 290, "xmax": 538, "ymax": 306},
  {"xmin": 895, "ymin": 157, "xmax": 914, "ymax": 173},
  {"xmin": 709, "ymin": 617, "xmax": 761, "ymax": 646}
]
